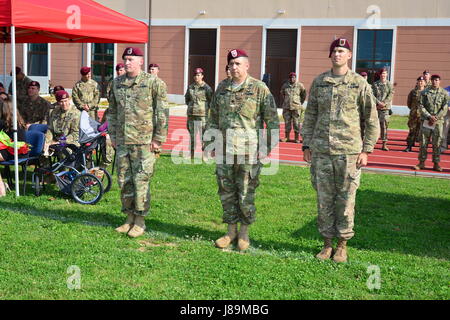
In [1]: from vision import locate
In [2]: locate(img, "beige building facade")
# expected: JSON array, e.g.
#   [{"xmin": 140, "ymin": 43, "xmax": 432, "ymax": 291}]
[{"xmin": 1, "ymin": 0, "xmax": 449, "ymax": 112}]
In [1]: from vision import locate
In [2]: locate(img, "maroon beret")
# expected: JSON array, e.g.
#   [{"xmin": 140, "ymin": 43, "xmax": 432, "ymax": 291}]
[
  {"xmin": 431, "ymin": 74, "xmax": 441, "ymax": 80},
  {"xmin": 194, "ymin": 67, "xmax": 204, "ymax": 74},
  {"xmin": 423, "ymin": 70, "xmax": 430, "ymax": 74},
  {"xmin": 289, "ymin": 72, "xmax": 296, "ymax": 78},
  {"xmin": 360, "ymin": 72, "xmax": 368, "ymax": 77},
  {"xmin": 148, "ymin": 63, "xmax": 160, "ymax": 69},
  {"xmin": 0, "ymin": 82, "xmax": 4, "ymax": 88},
  {"xmin": 80, "ymin": 67, "xmax": 91, "ymax": 76},
  {"xmin": 55, "ymin": 90, "xmax": 69, "ymax": 102},
  {"xmin": 227, "ymin": 49, "xmax": 248, "ymax": 63},
  {"xmin": 417, "ymin": 76, "xmax": 425, "ymax": 81},
  {"xmin": 378, "ymin": 68, "xmax": 388, "ymax": 75},
  {"xmin": 115, "ymin": 63, "xmax": 125, "ymax": 71},
  {"xmin": 122, "ymin": 47, "xmax": 143, "ymax": 59},
  {"xmin": 329, "ymin": 38, "xmax": 351, "ymax": 58},
  {"xmin": 28, "ymin": 81, "xmax": 40, "ymax": 88}
]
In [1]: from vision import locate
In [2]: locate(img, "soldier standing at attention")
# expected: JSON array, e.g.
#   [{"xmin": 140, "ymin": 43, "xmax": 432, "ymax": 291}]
[
  {"xmin": 302, "ymin": 38, "xmax": 380, "ymax": 263},
  {"xmin": 414, "ymin": 74, "xmax": 449, "ymax": 172},
  {"xmin": 8, "ymin": 67, "xmax": 32, "ymax": 106},
  {"xmin": 72, "ymin": 67, "xmax": 101, "ymax": 121},
  {"xmin": 207, "ymin": 49, "xmax": 279, "ymax": 251},
  {"xmin": 280, "ymin": 72, "xmax": 307, "ymax": 143},
  {"xmin": 19, "ymin": 81, "xmax": 52, "ymax": 128},
  {"xmin": 372, "ymin": 68, "xmax": 394, "ymax": 151},
  {"xmin": 185, "ymin": 68, "xmax": 213, "ymax": 160},
  {"xmin": 108, "ymin": 47, "xmax": 169, "ymax": 238},
  {"xmin": 225, "ymin": 65, "xmax": 232, "ymax": 80},
  {"xmin": 404, "ymin": 76, "xmax": 426, "ymax": 152}
]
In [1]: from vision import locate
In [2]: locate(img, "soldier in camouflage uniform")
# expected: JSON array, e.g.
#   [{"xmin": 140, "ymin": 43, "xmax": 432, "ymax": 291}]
[
  {"xmin": 280, "ymin": 72, "xmax": 307, "ymax": 143},
  {"xmin": 72, "ymin": 67, "xmax": 101, "ymax": 121},
  {"xmin": 185, "ymin": 67, "xmax": 213, "ymax": 160},
  {"xmin": 45, "ymin": 90, "xmax": 80, "ymax": 153},
  {"xmin": 302, "ymin": 38, "xmax": 380, "ymax": 263},
  {"xmin": 423, "ymin": 70, "xmax": 432, "ymax": 89},
  {"xmin": 414, "ymin": 74, "xmax": 449, "ymax": 172},
  {"xmin": 404, "ymin": 76, "xmax": 426, "ymax": 152},
  {"xmin": 207, "ymin": 49, "xmax": 279, "ymax": 251},
  {"xmin": 8, "ymin": 67, "xmax": 32, "ymax": 106},
  {"xmin": 108, "ymin": 47, "xmax": 169, "ymax": 238},
  {"xmin": 19, "ymin": 81, "xmax": 52, "ymax": 127},
  {"xmin": 372, "ymin": 68, "xmax": 394, "ymax": 151}
]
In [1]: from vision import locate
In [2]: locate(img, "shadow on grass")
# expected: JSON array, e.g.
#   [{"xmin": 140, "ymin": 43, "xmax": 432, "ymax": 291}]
[{"xmin": 292, "ymin": 189, "xmax": 450, "ymax": 260}]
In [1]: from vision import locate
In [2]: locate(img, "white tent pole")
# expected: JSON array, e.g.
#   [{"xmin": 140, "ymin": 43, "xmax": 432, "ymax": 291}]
[
  {"xmin": 11, "ymin": 26, "xmax": 19, "ymax": 197},
  {"xmin": 3, "ymin": 42, "xmax": 6, "ymax": 86}
]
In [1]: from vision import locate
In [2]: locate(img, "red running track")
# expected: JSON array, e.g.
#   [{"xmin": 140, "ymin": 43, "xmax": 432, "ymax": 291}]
[
  {"xmin": 99, "ymin": 110, "xmax": 450, "ymax": 176},
  {"xmin": 163, "ymin": 116, "xmax": 450, "ymax": 176}
]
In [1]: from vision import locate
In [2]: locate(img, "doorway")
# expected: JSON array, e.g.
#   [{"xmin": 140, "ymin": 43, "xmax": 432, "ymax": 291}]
[
  {"xmin": 188, "ymin": 29, "xmax": 216, "ymax": 89},
  {"xmin": 265, "ymin": 29, "xmax": 297, "ymax": 107}
]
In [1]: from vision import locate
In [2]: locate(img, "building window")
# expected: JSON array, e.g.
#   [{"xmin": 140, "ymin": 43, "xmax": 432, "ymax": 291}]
[
  {"xmin": 356, "ymin": 29, "xmax": 393, "ymax": 84},
  {"xmin": 91, "ymin": 43, "xmax": 114, "ymax": 98},
  {"xmin": 28, "ymin": 44, "xmax": 48, "ymax": 76}
]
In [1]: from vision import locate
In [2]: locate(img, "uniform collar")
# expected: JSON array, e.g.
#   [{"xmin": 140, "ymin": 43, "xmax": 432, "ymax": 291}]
[
  {"xmin": 227, "ymin": 76, "xmax": 251, "ymax": 92},
  {"xmin": 323, "ymin": 69, "xmax": 353, "ymax": 85}
]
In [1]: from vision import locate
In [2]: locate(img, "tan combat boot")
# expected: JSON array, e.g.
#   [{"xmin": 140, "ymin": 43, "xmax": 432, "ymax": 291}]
[
  {"xmin": 414, "ymin": 161, "xmax": 425, "ymax": 170},
  {"xmin": 237, "ymin": 224, "xmax": 250, "ymax": 251},
  {"xmin": 333, "ymin": 239, "xmax": 348, "ymax": 263},
  {"xmin": 127, "ymin": 215, "xmax": 146, "ymax": 238},
  {"xmin": 381, "ymin": 142, "xmax": 389, "ymax": 151},
  {"xmin": 433, "ymin": 163, "xmax": 442, "ymax": 172},
  {"xmin": 215, "ymin": 224, "xmax": 238, "ymax": 249},
  {"xmin": 115, "ymin": 213, "xmax": 135, "ymax": 233},
  {"xmin": 315, "ymin": 238, "xmax": 334, "ymax": 260}
]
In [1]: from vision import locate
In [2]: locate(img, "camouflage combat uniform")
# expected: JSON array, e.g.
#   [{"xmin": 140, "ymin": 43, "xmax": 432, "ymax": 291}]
[
  {"xmin": 185, "ymin": 81, "xmax": 213, "ymax": 155},
  {"xmin": 45, "ymin": 105, "xmax": 80, "ymax": 146},
  {"xmin": 72, "ymin": 79, "xmax": 101, "ymax": 121},
  {"xmin": 302, "ymin": 70, "xmax": 380, "ymax": 240},
  {"xmin": 207, "ymin": 76, "xmax": 279, "ymax": 225},
  {"xmin": 8, "ymin": 75, "xmax": 32, "ymax": 106},
  {"xmin": 406, "ymin": 87, "xmax": 424, "ymax": 147},
  {"xmin": 107, "ymin": 71, "xmax": 168, "ymax": 217},
  {"xmin": 280, "ymin": 81, "xmax": 307, "ymax": 140},
  {"xmin": 372, "ymin": 80, "xmax": 394, "ymax": 143},
  {"xmin": 19, "ymin": 96, "xmax": 52, "ymax": 125},
  {"xmin": 418, "ymin": 87, "xmax": 450, "ymax": 164}
]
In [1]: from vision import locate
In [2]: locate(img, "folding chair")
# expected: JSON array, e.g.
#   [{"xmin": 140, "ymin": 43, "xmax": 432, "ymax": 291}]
[{"xmin": 0, "ymin": 130, "xmax": 45, "ymax": 195}]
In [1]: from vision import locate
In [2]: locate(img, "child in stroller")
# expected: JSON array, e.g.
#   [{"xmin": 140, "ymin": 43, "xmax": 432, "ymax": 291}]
[{"xmin": 33, "ymin": 111, "xmax": 112, "ymax": 204}]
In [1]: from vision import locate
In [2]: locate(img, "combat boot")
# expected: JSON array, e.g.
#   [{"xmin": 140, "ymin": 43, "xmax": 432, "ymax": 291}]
[
  {"xmin": 115, "ymin": 213, "xmax": 135, "ymax": 233},
  {"xmin": 127, "ymin": 215, "xmax": 146, "ymax": 238},
  {"xmin": 294, "ymin": 133, "xmax": 301, "ymax": 144},
  {"xmin": 433, "ymin": 163, "xmax": 443, "ymax": 172},
  {"xmin": 215, "ymin": 224, "xmax": 238, "ymax": 249},
  {"xmin": 237, "ymin": 224, "xmax": 250, "ymax": 251},
  {"xmin": 333, "ymin": 239, "xmax": 348, "ymax": 263},
  {"xmin": 381, "ymin": 142, "xmax": 389, "ymax": 151},
  {"xmin": 414, "ymin": 161, "xmax": 425, "ymax": 170},
  {"xmin": 403, "ymin": 143, "xmax": 412, "ymax": 152},
  {"xmin": 315, "ymin": 238, "xmax": 334, "ymax": 261}
]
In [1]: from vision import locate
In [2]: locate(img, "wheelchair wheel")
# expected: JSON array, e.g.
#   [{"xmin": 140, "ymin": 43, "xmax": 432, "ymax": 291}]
[
  {"xmin": 87, "ymin": 167, "xmax": 112, "ymax": 193},
  {"xmin": 70, "ymin": 173, "xmax": 103, "ymax": 205}
]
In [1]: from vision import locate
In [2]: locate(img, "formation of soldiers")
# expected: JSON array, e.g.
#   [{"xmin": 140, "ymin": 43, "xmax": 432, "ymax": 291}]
[{"xmin": 1, "ymin": 38, "xmax": 449, "ymax": 263}]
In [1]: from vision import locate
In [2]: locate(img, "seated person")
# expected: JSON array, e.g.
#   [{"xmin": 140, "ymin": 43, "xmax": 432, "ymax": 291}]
[
  {"xmin": 51, "ymin": 85, "xmax": 65, "ymax": 110},
  {"xmin": 19, "ymin": 81, "xmax": 52, "ymax": 128},
  {"xmin": 0, "ymin": 97, "xmax": 28, "ymax": 163},
  {"xmin": 44, "ymin": 90, "xmax": 80, "ymax": 156}
]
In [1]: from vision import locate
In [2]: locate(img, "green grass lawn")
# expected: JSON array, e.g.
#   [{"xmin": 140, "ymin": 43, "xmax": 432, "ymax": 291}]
[
  {"xmin": 0, "ymin": 156, "xmax": 449, "ymax": 300},
  {"xmin": 389, "ymin": 115, "xmax": 409, "ymax": 130}
]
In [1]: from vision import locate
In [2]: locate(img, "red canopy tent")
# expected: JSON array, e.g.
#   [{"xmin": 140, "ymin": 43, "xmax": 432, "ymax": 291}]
[{"xmin": 0, "ymin": 0, "xmax": 148, "ymax": 196}]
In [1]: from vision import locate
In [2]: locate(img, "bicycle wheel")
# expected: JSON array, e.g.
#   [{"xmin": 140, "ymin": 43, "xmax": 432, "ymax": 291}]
[
  {"xmin": 70, "ymin": 173, "xmax": 104, "ymax": 205},
  {"xmin": 87, "ymin": 167, "xmax": 112, "ymax": 193}
]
